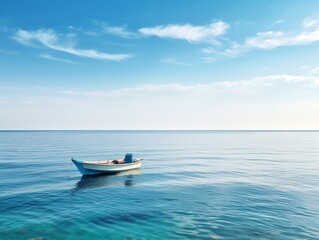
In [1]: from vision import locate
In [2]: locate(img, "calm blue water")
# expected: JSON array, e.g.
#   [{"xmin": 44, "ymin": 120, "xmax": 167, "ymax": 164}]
[{"xmin": 0, "ymin": 131, "xmax": 319, "ymax": 240}]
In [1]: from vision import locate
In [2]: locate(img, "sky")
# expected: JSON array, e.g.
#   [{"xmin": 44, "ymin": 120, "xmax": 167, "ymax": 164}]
[{"xmin": 1, "ymin": 0, "xmax": 319, "ymax": 130}]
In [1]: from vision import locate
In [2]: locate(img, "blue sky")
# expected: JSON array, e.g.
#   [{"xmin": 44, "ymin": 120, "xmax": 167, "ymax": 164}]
[{"xmin": 1, "ymin": 0, "xmax": 319, "ymax": 129}]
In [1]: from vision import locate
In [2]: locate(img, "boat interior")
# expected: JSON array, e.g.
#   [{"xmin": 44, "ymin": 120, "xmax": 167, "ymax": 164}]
[{"xmin": 84, "ymin": 158, "xmax": 142, "ymax": 165}]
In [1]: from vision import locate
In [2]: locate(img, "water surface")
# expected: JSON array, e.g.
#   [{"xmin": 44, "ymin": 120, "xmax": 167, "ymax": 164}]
[{"xmin": 0, "ymin": 130, "xmax": 319, "ymax": 239}]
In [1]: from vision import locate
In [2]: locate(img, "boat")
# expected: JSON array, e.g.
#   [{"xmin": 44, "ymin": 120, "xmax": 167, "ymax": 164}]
[{"xmin": 72, "ymin": 153, "xmax": 143, "ymax": 176}]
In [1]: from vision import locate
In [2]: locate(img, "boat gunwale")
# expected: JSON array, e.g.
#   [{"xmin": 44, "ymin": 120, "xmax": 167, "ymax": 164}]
[{"xmin": 80, "ymin": 158, "xmax": 143, "ymax": 165}]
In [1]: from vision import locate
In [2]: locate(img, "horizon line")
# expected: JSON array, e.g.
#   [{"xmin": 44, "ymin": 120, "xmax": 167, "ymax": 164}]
[{"xmin": 0, "ymin": 129, "xmax": 318, "ymax": 132}]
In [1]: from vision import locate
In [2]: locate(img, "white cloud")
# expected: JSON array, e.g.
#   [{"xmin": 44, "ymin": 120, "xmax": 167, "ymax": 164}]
[
  {"xmin": 103, "ymin": 26, "xmax": 138, "ymax": 39},
  {"xmin": 244, "ymin": 24, "xmax": 319, "ymax": 50},
  {"xmin": 114, "ymin": 73, "xmax": 319, "ymax": 94},
  {"xmin": 309, "ymin": 67, "xmax": 319, "ymax": 75},
  {"xmin": 252, "ymin": 74, "xmax": 319, "ymax": 84},
  {"xmin": 2, "ymin": 69, "xmax": 319, "ymax": 129},
  {"xmin": 244, "ymin": 31, "xmax": 287, "ymax": 50},
  {"xmin": 39, "ymin": 53, "xmax": 81, "ymax": 65},
  {"xmin": 274, "ymin": 19, "xmax": 283, "ymax": 25},
  {"xmin": 139, "ymin": 21, "xmax": 229, "ymax": 43},
  {"xmin": 302, "ymin": 17, "xmax": 319, "ymax": 29},
  {"xmin": 249, "ymin": 18, "xmax": 319, "ymax": 49},
  {"xmin": 162, "ymin": 58, "xmax": 193, "ymax": 67},
  {"xmin": 204, "ymin": 18, "xmax": 319, "ymax": 58},
  {"xmin": 53, "ymin": 69, "xmax": 319, "ymax": 97},
  {"xmin": 201, "ymin": 42, "xmax": 243, "ymax": 58},
  {"xmin": 12, "ymin": 28, "xmax": 132, "ymax": 61},
  {"xmin": 201, "ymin": 57, "xmax": 217, "ymax": 63},
  {"xmin": 91, "ymin": 20, "xmax": 141, "ymax": 39}
]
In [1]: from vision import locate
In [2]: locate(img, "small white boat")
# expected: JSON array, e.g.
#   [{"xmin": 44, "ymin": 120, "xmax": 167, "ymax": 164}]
[{"xmin": 72, "ymin": 153, "xmax": 143, "ymax": 176}]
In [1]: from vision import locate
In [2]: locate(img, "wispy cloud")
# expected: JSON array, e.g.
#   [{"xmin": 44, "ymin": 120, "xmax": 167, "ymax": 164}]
[
  {"xmin": 252, "ymin": 74, "xmax": 319, "ymax": 84},
  {"xmin": 162, "ymin": 58, "xmax": 193, "ymax": 67},
  {"xmin": 303, "ymin": 17, "xmax": 319, "ymax": 28},
  {"xmin": 205, "ymin": 18, "xmax": 319, "ymax": 58},
  {"xmin": 244, "ymin": 18, "xmax": 319, "ymax": 49},
  {"xmin": 273, "ymin": 19, "xmax": 283, "ymax": 25},
  {"xmin": 90, "ymin": 20, "xmax": 141, "ymax": 39},
  {"xmin": 139, "ymin": 21, "xmax": 229, "ymax": 43},
  {"xmin": 112, "ymin": 73, "xmax": 319, "ymax": 95},
  {"xmin": 103, "ymin": 26, "xmax": 139, "ymax": 39},
  {"xmin": 54, "ymin": 68, "xmax": 319, "ymax": 97},
  {"xmin": 201, "ymin": 57, "xmax": 217, "ymax": 63},
  {"xmin": 12, "ymin": 28, "xmax": 132, "ymax": 61},
  {"xmin": 39, "ymin": 53, "xmax": 81, "ymax": 65}
]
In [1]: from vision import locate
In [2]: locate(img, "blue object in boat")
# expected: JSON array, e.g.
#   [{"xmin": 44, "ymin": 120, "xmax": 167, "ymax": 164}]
[{"xmin": 124, "ymin": 153, "xmax": 133, "ymax": 163}]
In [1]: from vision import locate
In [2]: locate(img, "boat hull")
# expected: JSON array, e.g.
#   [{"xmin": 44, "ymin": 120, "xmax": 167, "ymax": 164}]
[{"xmin": 72, "ymin": 159, "xmax": 143, "ymax": 176}]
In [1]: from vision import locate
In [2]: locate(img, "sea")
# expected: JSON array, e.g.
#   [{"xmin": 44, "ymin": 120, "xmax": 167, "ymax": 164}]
[{"xmin": 0, "ymin": 130, "xmax": 319, "ymax": 240}]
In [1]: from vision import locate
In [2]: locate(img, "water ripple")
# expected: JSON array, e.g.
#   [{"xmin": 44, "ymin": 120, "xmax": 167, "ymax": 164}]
[{"xmin": 0, "ymin": 130, "xmax": 319, "ymax": 239}]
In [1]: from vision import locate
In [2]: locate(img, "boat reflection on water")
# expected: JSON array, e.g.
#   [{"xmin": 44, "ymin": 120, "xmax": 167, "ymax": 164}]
[{"xmin": 74, "ymin": 168, "xmax": 142, "ymax": 191}]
